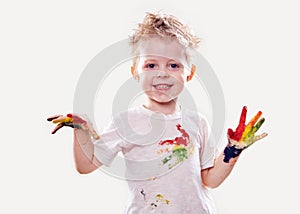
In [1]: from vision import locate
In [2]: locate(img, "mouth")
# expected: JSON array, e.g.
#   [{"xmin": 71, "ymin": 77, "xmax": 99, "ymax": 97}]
[{"xmin": 152, "ymin": 84, "xmax": 173, "ymax": 90}]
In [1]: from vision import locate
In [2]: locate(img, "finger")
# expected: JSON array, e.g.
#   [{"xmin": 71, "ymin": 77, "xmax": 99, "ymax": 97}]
[
  {"xmin": 51, "ymin": 122, "xmax": 80, "ymax": 134},
  {"xmin": 52, "ymin": 116, "xmax": 73, "ymax": 124},
  {"xmin": 51, "ymin": 123, "xmax": 64, "ymax": 134},
  {"xmin": 227, "ymin": 128, "xmax": 234, "ymax": 139},
  {"xmin": 233, "ymin": 106, "xmax": 247, "ymax": 141},
  {"xmin": 242, "ymin": 118, "xmax": 265, "ymax": 141},
  {"xmin": 246, "ymin": 132, "xmax": 268, "ymax": 147},
  {"xmin": 241, "ymin": 111, "xmax": 262, "ymax": 141},
  {"xmin": 253, "ymin": 132, "xmax": 268, "ymax": 142},
  {"xmin": 247, "ymin": 111, "xmax": 262, "ymax": 127},
  {"xmin": 47, "ymin": 115, "xmax": 62, "ymax": 122},
  {"xmin": 252, "ymin": 118, "xmax": 265, "ymax": 134},
  {"xmin": 238, "ymin": 106, "xmax": 247, "ymax": 126}
]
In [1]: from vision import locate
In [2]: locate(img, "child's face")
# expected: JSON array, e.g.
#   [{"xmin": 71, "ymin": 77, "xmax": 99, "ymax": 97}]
[{"xmin": 132, "ymin": 36, "xmax": 195, "ymax": 104}]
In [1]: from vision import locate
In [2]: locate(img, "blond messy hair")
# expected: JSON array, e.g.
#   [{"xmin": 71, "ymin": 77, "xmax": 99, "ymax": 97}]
[{"xmin": 130, "ymin": 12, "xmax": 200, "ymax": 62}]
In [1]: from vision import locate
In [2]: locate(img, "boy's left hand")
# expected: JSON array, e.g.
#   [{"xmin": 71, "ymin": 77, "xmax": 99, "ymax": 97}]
[{"xmin": 224, "ymin": 106, "xmax": 268, "ymax": 163}]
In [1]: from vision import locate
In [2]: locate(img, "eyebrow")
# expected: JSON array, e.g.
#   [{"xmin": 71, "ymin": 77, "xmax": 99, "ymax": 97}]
[
  {"xmin": 144, "ymin": 58, "xmax": 157, "ymax": 62},
  {"xmin": 143, "ymin": 58, "xmax": 182, "ymax": 64}
]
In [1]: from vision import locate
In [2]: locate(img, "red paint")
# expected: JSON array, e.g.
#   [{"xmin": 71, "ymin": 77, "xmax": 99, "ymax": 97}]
[
  {"xmin": 228, "ymin": 106, "xmax": 247, "ymax": 141},
  {"xmin": 159, "ymin": 124, "xmax": 190, "ymax": 146},
  {"xmin": 176, "ymin": 124, "xmax": 189, "ymax": 139},
  {"xmin": 67, "ymin": 114, "xmax": 87, "ymax": 125}
]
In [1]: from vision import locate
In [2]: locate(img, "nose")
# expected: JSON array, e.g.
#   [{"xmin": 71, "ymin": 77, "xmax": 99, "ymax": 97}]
[{"xmin": 156, "ymin": 70, "xmax": 169, "ymax": 78}]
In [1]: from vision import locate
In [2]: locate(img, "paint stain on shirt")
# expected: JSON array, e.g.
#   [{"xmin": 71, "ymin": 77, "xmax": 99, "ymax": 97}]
[{"xmin": 158, "ymin": 124, "xmax": 194, "ymax": 169}]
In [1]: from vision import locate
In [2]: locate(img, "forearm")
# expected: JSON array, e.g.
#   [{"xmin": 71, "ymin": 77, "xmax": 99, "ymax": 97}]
[
  {"xmin": 201, "ymin": 152, "xmax": 239, "ymax": 188},
  {"xmin": 73, "ymin": 129, "xmax": 102, "ymax": 174}
]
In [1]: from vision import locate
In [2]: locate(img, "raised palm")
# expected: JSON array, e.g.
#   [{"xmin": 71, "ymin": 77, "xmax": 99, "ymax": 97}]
[{"xmin": 224, "ymin": 106, "xmax": 268, "ymax": 162}]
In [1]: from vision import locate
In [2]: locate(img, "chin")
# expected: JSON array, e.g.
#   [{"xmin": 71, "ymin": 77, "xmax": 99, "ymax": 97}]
[
  {"xmin": 150, "ymin": 95, "xmax": 177, "ymax": 104},
  {"xmin": 145, "ymin": 90, "xmax": 179, "ymax": 104}
]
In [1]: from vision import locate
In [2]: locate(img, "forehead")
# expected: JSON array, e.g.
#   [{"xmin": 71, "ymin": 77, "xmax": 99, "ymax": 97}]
[{"xmin": 137, "ymin": 36, "xmax": 187, "ymax": 63}]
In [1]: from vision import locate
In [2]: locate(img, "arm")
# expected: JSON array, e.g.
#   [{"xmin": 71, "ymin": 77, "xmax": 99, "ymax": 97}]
[
  {"xmin": 201, "ymin": 153, "xmax": 239, "ymax": 188},
  {"xmin": 73, "ymin": 129, "xmax": 102, "ymax": 174},
  {"xmin": 201, "ymin": 106, "xmax": 268, "ymax": 188}
]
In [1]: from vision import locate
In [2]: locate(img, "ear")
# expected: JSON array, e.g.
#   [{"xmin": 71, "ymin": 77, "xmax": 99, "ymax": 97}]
[
  {"xmin": 131, "ymin": 66, "xmax": 140, "ymax": 81},
  {"xmin": 186, "ymin": 64, "xmax": 196, "ymax": 82}
]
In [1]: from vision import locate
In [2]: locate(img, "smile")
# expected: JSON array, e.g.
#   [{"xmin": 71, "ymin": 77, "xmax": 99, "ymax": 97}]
[{"xmin": 153, "ymin": 84, "xmax": 173, "ymax": 90}]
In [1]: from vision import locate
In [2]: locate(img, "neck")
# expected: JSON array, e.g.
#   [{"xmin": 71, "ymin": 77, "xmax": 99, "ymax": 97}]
[{"xmin": 144, "ymin": 98, "xmax": 180, "ymax": 115}]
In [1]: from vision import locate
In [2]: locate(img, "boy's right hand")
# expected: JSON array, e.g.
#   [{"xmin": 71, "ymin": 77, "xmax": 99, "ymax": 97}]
[{"xmin": 47, "ymin": 114, "xmax": 100, "ymax": 140}]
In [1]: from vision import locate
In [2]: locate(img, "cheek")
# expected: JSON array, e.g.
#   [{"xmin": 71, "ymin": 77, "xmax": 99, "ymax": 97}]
[
  {"xmin": 139, "ymin": 73, "xmax": 154, "ymax": 88},
  {"xmin": 141, "ymin": 81, "xmax": 151, "ymax": 90},
  {"xmin": 171, "ymin": 73, "xmax": 186, "ymax": 85}
]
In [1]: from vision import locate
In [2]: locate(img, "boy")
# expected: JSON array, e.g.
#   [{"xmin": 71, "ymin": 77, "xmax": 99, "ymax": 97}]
[{"xmin": 48, "ymin": 12, "xmax": 267, "ymax": 213}]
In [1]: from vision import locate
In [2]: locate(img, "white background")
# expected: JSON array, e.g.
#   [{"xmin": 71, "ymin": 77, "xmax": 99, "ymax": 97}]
[{"xmin": 1, "ymin": 0, "xmax": 299, "ymax": 213}]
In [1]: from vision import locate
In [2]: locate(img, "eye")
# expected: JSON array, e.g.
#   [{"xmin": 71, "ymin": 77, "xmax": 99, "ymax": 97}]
[
  {"xmin": 148, "ymin": 64, "xmax": 155, "ymax": 69},
  {"xmin": 168, "ymin": 63, "xmax": 180, "ymax": 71},
  {"xmin": 170, "ymin": 64, "xmax": 178, "ymax": 69},
  {"xmin": 144, "ymin": 63, "xmax": 158, "ymax": 70}
]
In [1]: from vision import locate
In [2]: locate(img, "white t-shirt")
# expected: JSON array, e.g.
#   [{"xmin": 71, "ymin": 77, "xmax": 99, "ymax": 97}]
[{"xmin": 93, "ymin": 106, "xmax": 217, "ymax": 214}]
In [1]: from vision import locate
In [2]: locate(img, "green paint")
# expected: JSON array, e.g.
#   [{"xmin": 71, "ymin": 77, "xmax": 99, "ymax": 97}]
[{"xmin": 162, "ymin": 147, "xmax": 188, "ymax": 169}]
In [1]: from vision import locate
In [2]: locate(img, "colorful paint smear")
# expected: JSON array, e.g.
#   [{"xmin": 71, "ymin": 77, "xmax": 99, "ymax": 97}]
[
  {"xmin": 47, "ymin": 114, "xmax": 99, "ymax": 139},
  {"xmin": 150, "ymin": 194, "xmax": 170, "ymax": 209},
  {"xmin": 158, "ymin": 124, "xmax": 193, "ymax": 169},
  {"xmin": 141, "ymin": 190, "xmax": 171, "ymax": 211},
  {"xmin": 227, "ymin": 106, "xmax": 268, "ymax": 147},
  {"xmin": 224, "ymin": 106, "xmax": 268, "ymax": 162}
]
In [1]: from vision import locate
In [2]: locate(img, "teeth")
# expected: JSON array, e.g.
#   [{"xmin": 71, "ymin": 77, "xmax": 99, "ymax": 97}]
[{"xmin": 154, "ymin": 84, "xmax": 171, "ymax": 89}]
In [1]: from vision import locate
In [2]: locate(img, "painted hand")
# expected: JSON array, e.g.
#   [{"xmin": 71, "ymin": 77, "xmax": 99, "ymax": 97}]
[
  {"xmin": 47, "ymin": 114, "xmax": 100, "ymax": 140},
  {"xmin": 223, "ymin": 106, "xmax": 268, "ymax": 163}
]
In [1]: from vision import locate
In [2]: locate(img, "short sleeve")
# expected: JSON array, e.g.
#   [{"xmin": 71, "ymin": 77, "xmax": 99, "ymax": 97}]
[
  {"xmin": 93, "ymin": 120, "xmax": 124, "ymax": 167},
  {"xmin": 197, "ymin": 115, "xmax": 217, "ymax": 170}
]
